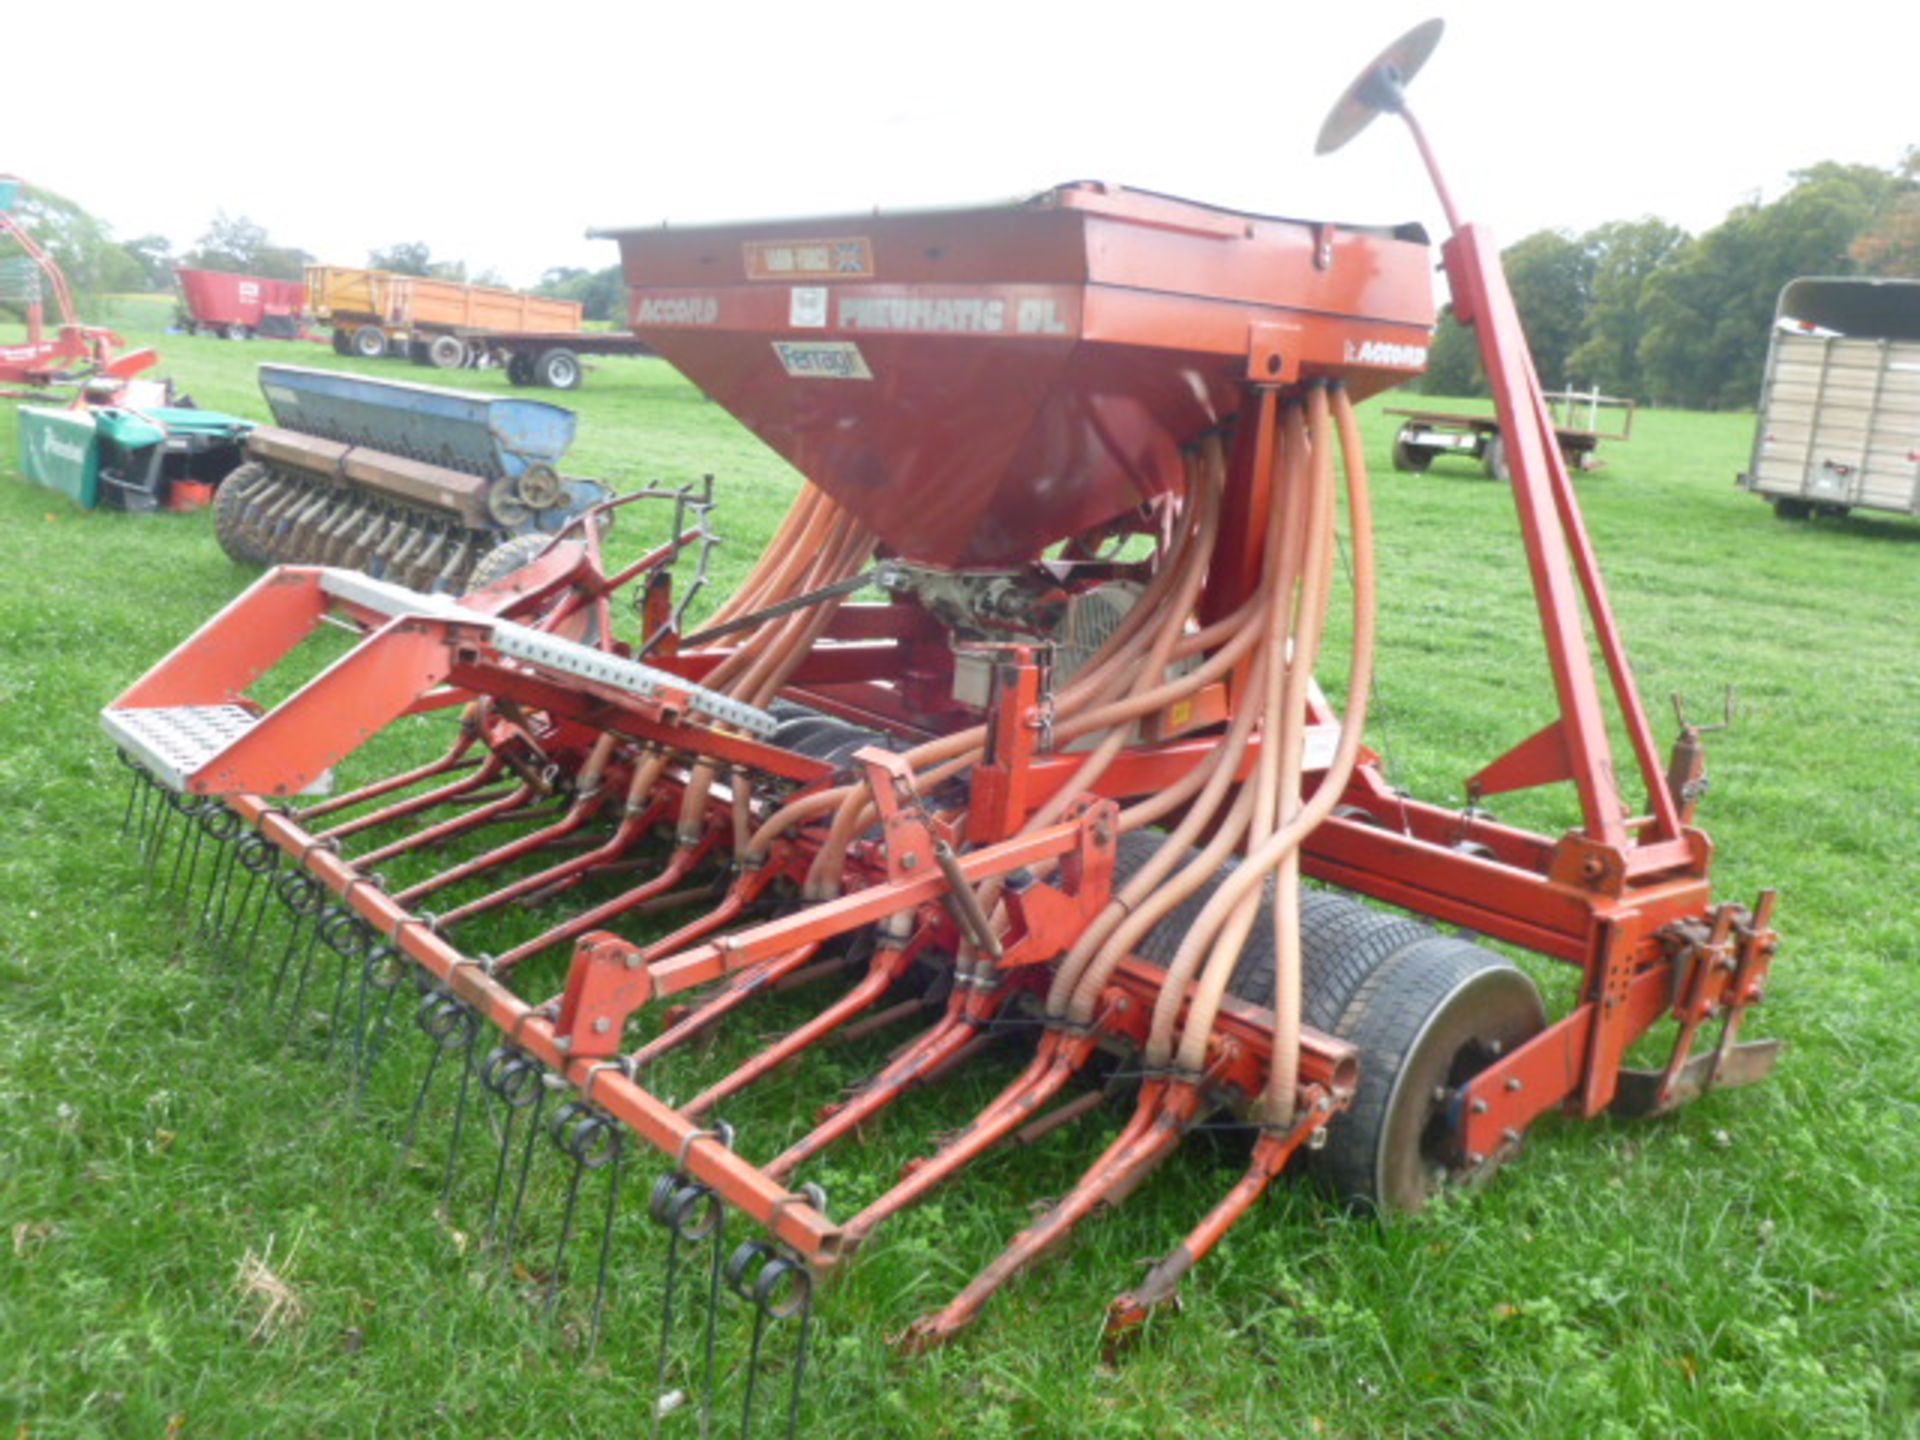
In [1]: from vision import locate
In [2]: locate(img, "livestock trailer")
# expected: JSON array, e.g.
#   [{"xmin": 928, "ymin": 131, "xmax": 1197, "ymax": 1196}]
[
  {"xmin": 306, "ymin": 265, "xmax": 582, "ymax": 369},
  {"xmin": 175, "ymin": 268, "xmax": 310, "ymax": 339},
  {"xmin": 1738, "ymin": 276, "xmax": 1920, "ymax": 520}
]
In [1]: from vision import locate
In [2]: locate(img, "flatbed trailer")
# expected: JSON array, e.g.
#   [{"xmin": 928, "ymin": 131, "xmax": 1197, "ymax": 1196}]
[
  {"xmin": 1388, "ymin": 389, "xmax": 1634, "ymax": 478},
  {"xmin": 479, "ymin": 330, "xmax": 655, "ymax": 390}
]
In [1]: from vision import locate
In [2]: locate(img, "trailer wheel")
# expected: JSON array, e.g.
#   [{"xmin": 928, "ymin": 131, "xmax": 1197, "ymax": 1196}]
[
  {"xmin": 331, "ymin": 330, "xmax": 353, "ymax": 356},
  {"xmin": 534, "ymin": 347, "xmax": 582, "ymax": 390},
  {"xmin": 352, "ymin": 325, "xmax": 388, "ymax": 360},
  {"xmin": 1319, "ymin": 937, "xmax": 1545, "ymax": 1212},
  {"xmin": 213, "ymin": 462, "xmax": 274, "ymax": 566},
  {"xmin": 506, "ymin": 353, "xmax": 536, "ymax": 386},
  {"xmin": 226, "ymin": 323, "xmax": 250, "ymax": 341},
  {"xmin": 1772, "ymin": 497, "xmax": 1812, "ymax": 521},
  {"xmin": 1482, "ymin": 434, "xmax": 1510, "ymax": 483},
  {"xmin": 1391, "ymin": 430, "xmax": 1432, "ymax": 473},
  {"xmin": 428, "ymin": 334, "xmax": 468, "ymax": 369}
]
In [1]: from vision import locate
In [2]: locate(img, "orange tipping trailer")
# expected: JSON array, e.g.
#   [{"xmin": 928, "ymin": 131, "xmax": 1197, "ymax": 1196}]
[
  {"xmin": 307, "ymin": 263, "xmax": 582, "ymax": 369},
  {"xmin": 103, "ymin": 23, "xmax": 1777, "ymax": 1429}
]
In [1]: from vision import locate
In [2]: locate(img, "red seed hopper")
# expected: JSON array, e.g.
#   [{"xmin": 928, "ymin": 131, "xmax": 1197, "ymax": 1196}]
[
  {"xmin": 607, "ymin": 184, "xmax": 1434, "ymax": 565},
  {"xmin": 103, "ymin": 24, "xmax": 1779, "ymax": 1428}
]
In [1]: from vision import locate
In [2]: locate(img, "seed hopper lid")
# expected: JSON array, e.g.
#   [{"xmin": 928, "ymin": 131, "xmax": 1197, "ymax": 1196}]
[
  {"xmin": 605, "ymin": 184, "xmax": 1435, "ymax": 565},
  {"xmin": 255, "ymin": 365, "xmax": 578, "ymax": 481}
]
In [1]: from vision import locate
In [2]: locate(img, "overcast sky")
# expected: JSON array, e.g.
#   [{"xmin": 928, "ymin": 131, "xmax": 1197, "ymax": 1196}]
[{"xmin": 10, "ymin": 1, "xmax": 1913, "ymax": 289}]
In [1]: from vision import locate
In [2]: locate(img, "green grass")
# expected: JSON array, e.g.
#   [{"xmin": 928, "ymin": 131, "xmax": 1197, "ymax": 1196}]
[{"xmin": 3, "ymin": 303, "xmax": 1918, "ymax": 1438}]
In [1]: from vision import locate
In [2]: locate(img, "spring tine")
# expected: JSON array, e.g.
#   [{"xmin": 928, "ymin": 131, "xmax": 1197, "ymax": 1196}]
[
  {"xmin": 267, "ymin": 871, "xmax": 321, "ymax": 1004},
  {"xmin": 355, "ymin": 968, "xmax": 406, "ymax": 1099},
  {"xmin": 699, "ymin": 1194, "xmax": 726, "ymax": 1438},
  {"xmin": 283, "ymin": 923, "xmax": 325, "ymax": 1037},
  {"xmin": 585, "ymin": 1132, "xmax": 624, "ymax": 1357},
  {"xmin": 220, "ymin": 864, "xmax": 261, "ymax": 966},
  {"xmin": 271, "ymin": 916, "xmax": 320, "ymax": 1021},
  {"xmin": 646, "ymin": 1174, "xmax": 726, "ymax": 1440},
  {"xmin": 401, "ymin": 992, "xmax": 473, "ymax": 1160},
  {"xmin": 483, "ymin": 1090, "xmax": 523, "ymax": 1245},
  {"xmin": 547, "ymin": 1155, "xmax": 585, "ymax": 1315},
  {"xmin": 234, "ymin": 851, "xmax": 279, "ymax": 971},
  {"xmin": 500, "ymin": 1083, "xmax": 551, "ymax": 1268},
  {"xmin": 783, "ymin": 1291, "xmax": 814, "ymax": 1440},
  {"xmin": 649, "ymin": 1186, "xmax": 687, "ymax": 1440},
  {"xmin": 322, "ymin": 919, "xmax": 371, "ymax": 1062},
  {"xmin": 145, "ymin": 794, "xmax": 176, "ymax": 873},
  {"xmin": 140, "ymin": 787, "xmax": 170, "ymax": 868},
  {"xmin": 348, "ymin": 947, "xmax": 383, "ymax": 1080},
  {"xmin": 726, "ymin": 1242, "xmax": 815, "ymax": 1440},
  {"xmin": 167, "ymin": 800, "xmax": 204, "ymax": 897},
  {"xmin": 399, "ymin": 1021, "xmax": 448, "ymax": 1162},
  {"xmin": 543, "ymin": 1102, "xmax": 617, "ymax": 1316},
  {"xmin": 480, "ymin": 1048, "xmax": 543, "ymax": 1244},
  {"xmin": 199, "ymin": 820, "xmax": 244, "ymax": 942},
  {"xmin": 173, "ymin": 802, "xmax": 209, "ymax": 902},
  {"xmin": 438, "ymin": 1017, "xmax": 482, "ymax": 1210},
  {"xmin": 119, "ymin": 762, "xmax": 144, "ymax": 836},
  {"xmin": 131, "ymin": 769, "xmax": 156, "ymax": 845}
]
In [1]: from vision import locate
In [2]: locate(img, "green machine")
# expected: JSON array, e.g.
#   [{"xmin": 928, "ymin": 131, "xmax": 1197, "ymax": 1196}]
[{"xmin": 17, "ymin": 404, "xmax": 252, "ymax": 510}]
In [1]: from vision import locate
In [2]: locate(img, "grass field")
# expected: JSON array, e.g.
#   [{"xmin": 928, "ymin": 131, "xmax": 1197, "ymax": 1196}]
[{"xmin": 2, "ymin": 301, "xmax": 1917, "ymax": 1438}]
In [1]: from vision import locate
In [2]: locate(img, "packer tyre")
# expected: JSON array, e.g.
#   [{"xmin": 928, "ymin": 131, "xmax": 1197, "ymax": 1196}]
[
  {"xmin": 1111, "ymin": 829, "xmax": 1434, "ymax": 1036},
  {"xmin": 1482, "ymin": 434, "xmax": 1510, "ymax": 483},
  {"xmin": 534, "ymin": 347, "xmax": 582, "ymax": 390},
  {"xmin": 1319, "ymin": 938, "xmax": 1545, "ymax": 1212},
  {"xmin": 213, "ymin": 462, "xmax": 274, "ymax": 566},
  {"xmin": 330, "ymin": 329, "xmax": 352, "ymax": 356},
  {"xmin": 428, "ymin": 334, "xmax": 468, "ymax": 369},
  {"xmin": 506, "ymin": 353, "xmax": 536, "ymax": 386},
  {"xmin": 466, "ymin": 533, "xmax": 553, "ymax": 592},
  {"xmin": 1223, "ymin": 891, "xmax": 1435, "ymax": 1033},
  {"xmin": 352, "ymin": 325, "xmax": 388, "ymax": 359},
  {"xmin": 1390, "ymin": 431, "xmax": 1432, "ymax": 473}
]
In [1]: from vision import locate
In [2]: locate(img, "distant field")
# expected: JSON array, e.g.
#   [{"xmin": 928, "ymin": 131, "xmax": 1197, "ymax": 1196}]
[{"xmin": 1, "ymin": 303, "xmax": 1916, "ymax": 1438}]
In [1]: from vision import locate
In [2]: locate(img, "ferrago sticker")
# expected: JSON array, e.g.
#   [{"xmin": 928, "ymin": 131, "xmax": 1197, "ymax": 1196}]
[{"xmin": 773, "ymin": 341, "xmax": 872, "ymax": 380}]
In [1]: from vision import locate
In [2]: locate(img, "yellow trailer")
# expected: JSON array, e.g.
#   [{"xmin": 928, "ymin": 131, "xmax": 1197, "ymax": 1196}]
[{"xmin": 306, "ymin": 264, "xmax": 583, "ymax": 370}]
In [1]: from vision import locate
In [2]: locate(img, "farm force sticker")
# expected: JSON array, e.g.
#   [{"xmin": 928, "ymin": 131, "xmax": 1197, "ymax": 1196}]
[
  {"xmin": 746, "ymin": 238, "xmax": 874, "ymax": 280},
  {"xmin": 773, "ymin": 340, "xmax": 872, "ymax": 380}
]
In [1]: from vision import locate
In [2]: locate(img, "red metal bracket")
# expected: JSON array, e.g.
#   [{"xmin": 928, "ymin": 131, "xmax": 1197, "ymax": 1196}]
[
  {"xmin": 967, "ymin": 645, "xmax": 1048, "ymax": 845},
  {"xmin": 997, "ymin": 797, "xmax": 1119, "ymax": 969},
  {"xmin": 554, "ymin": 930, "xmax": 655, "ymax": 1059},
  {"xmin": 1580, "ymin": 909, "xmax": 1644, "ymax": 1115},
  {"xmin": 1467, "ymin": 719, "xmax": 1572, "ymax": 801}
]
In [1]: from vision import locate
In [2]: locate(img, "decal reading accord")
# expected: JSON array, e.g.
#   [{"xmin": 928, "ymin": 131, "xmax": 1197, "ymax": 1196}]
[{"xmin": 635, "ymin": 295, "xmax": 721, "ymax": 326}]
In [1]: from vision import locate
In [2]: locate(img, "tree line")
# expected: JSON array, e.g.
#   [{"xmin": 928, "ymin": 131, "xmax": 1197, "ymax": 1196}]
[
  {"xmin": 1424, "ymin": 149, "xmax": 1918, "ymax": 409},
  {"xmin": 12, "ymin": 152, "xmax": 1914, "ymax": 398}
]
